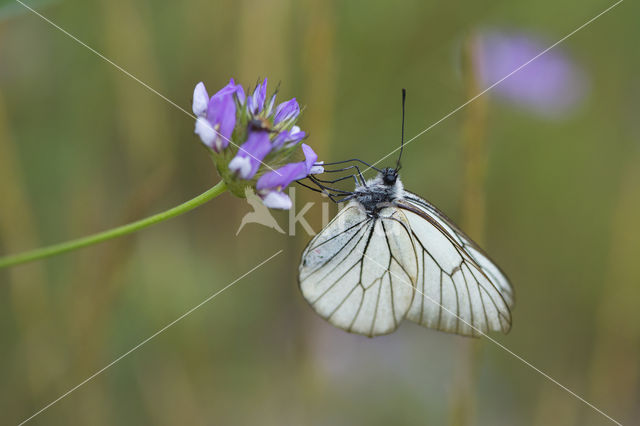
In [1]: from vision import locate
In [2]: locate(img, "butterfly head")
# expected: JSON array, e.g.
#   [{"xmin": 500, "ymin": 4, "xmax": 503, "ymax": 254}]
[{"xmin": 381, "ymin": 167, "xmax": 398, "ymax": 186}]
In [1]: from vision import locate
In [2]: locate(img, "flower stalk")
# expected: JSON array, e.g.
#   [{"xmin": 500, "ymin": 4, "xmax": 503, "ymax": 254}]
[
  {"xmin": 0, "ymin": 181, "xmax": 227, "ymax": 269},
  {"xmin": 448, "ymin": 35, "xmax": 488, "ymax": 426}
]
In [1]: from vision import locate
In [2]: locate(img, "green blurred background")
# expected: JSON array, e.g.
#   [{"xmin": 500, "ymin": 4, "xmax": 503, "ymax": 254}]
[{"xmin": 0, "ymin": 0, "xmax": 638, "ymax": 424}]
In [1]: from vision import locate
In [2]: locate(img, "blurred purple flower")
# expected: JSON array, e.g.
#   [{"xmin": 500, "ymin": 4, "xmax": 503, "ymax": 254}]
[
  {"xmin": 473, "ymin": 30, "xmax": 588, "ymax": 118},
  {"xmin": 194, "ymin": 79, "xmax": 240, "ymax": 152},
  {"xmin": 228, "ymin": 130, "xmax": 272, "ymax": 179},
  {"xmin": 257, "ymin": 144, "xmax": 323, "ymax": 209}
]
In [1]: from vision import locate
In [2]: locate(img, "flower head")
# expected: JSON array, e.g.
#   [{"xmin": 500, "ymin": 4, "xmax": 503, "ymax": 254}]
[{"xmin": 192, "ymin": 79, "xmax": 321, "ymax": 209}]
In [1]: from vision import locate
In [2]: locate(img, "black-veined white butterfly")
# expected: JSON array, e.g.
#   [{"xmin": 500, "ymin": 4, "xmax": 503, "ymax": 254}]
[{"xmin": 297, "ymin": 90, "xmax": 514, "ymax": 337}]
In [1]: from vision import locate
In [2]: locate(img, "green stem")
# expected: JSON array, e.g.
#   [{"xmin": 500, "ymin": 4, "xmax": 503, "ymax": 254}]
[{"xmin": 0, "ymin": 181, "xmax": 227, "ymax": 269}]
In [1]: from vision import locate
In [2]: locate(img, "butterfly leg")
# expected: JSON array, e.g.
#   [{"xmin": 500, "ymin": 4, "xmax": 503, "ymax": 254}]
[
  {"xmin": 315, "ymin": 165, "xmax": 364, "ymax": 187},
  {"xmin": 296, "ymin": 178, "xmax": 352, "ymax": 204}
]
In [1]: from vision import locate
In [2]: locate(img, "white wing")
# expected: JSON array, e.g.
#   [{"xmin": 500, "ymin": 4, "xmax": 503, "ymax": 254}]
[
  {"xmin": 398, "ymin": 192, "xmax": 513, "ymax": 336},
  {"xmin": 403, "ymin": 192, "xmax": 515, "ymax": 307},
  {"xmin": 299, "ymin": 201, "xmax": 418, "ymax": 337}
]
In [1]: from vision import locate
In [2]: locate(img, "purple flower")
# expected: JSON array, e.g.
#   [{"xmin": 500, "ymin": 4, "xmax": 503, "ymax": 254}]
[
  {"xmin": 256, "ymin": 144, "xmax": 322, "ymax": 209},
  {"xmin": 194, "ymin": 79, "xmax": 239, "ymax": 152},
  {"xmin": 473, "ymin": 30, "xmax": 588, "ymax": 118},
  {"xmin": 191, "ymin": 78, "xmax": 319, "ymax": 207},
  {"xmin": 228, "ymin": 130, "xmax": 273, "ymax": 179},
  {"xmin": 272, "ymin": 126, "xmax": 306, "ymax": 150},
  {"xmin": 274, "ymin": 98, "xmax": 300, "ymax": 125},
  {"xmin": 247, "ymin": 78, "xmax": 268, "ymax": 115}
]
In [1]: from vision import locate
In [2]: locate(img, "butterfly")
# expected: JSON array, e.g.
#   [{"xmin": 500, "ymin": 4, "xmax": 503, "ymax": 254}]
[{"xmin": 297, "ymin": 90, "xmax": 514, "ymax": 337}]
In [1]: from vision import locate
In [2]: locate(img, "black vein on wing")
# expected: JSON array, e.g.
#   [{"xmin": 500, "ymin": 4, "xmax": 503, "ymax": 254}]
[
  {"xmin": 307, "ymin": 213, "xmax": 416, "ymax": 337},
  {"xmin": 311, "ymin": 217, "xmax": 368, "ymax": 252},
  {"xmin": 469, "ymin": 266, "xmax": 511, "ymax": 332},
  {"xmin": 403, "ymin": 192, "xmax": 514, "ymax": 304},
  {"xmin": 460, "ymin": 265, "xmax": 478, "ymax": 335},
  {"xmin": 402, "ymin": 205, "xmax": 510, "ymax": 335},
  {"xmin": 381, "ymin": 221, "xmax": 397, "ymax": 327},
  {"xmin": 307, "ymin": 223, "xmax": 372, "ymax": 304},
  {"xmin": 305, "ymin": 220, "xmax": 371, "ymax": 284},
  {"xmin": 462, "ymin": 263, "xmax": 489, "ymax": 335},
  {"xmin": 397, "ymin": 200, "xmax": 512, "ymax": 331}
]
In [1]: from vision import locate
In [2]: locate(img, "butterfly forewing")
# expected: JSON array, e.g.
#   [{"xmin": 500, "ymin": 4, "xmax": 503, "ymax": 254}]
[{"xmin": 299, "ymin": 202, "xmax": 418, "ymax": 337}]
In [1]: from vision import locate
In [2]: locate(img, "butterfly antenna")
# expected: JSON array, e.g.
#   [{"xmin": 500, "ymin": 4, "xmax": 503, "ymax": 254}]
[{"xmin": 395, "ymin": 88, "xmax": 406, "ymax": 172}]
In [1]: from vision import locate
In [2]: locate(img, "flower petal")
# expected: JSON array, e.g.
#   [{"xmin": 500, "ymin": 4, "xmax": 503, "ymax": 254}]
[
  {"xmin": 287, "ymin": 130, "xmax": 306, "ymax": 147},
  {"xmin": 271, "ymin": 127, "xmax": 306, "ymax": 151},
  {"xmin": 248, "ymin": 78, "xmax": 268, "ymax": 114},
  {"xmin": 228, "ymin": 156, "xmax": 252, "ymax": 179},
  {"xmin": 301, "ymin": 143, "xmax": 318, "ymax": 172},
  {"xmin": 274, "ymin": 98, "xmax": 300, "ymax": 125},
  {"xmin": 271, "ymin": 130, "xmax": 289, "ymax": 151},
  {"xmin": 287, "ymin": 126, "xmax": 306, "ymax": 146},
  {"xmin": 235, "ymin": 84, "xmax": 246, "ymax": 106},
  {"xmin": 192, "ymin": 82, "xmax": 209, "ymax": 117},
  {"xmin": 265, "ymin": 93, "xmax": 277, "ymax": 116},
  {"xmin": 204, "ymin": 80, "xmax": 238, "ymax": 152},
  {"xmin": 261, "ymin": 191, "xmax": 292, "ymax": 210},
  {"xmin": 195, "ymin": 117, "xmax": 217, "ymax": 147},
  {"xmin": 256, "ymin": 162, "xmax": 308, "ymax": 191},
  {"xmin": 229, "ymin": 130, "xmax": 273, "ymax": 179}
]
